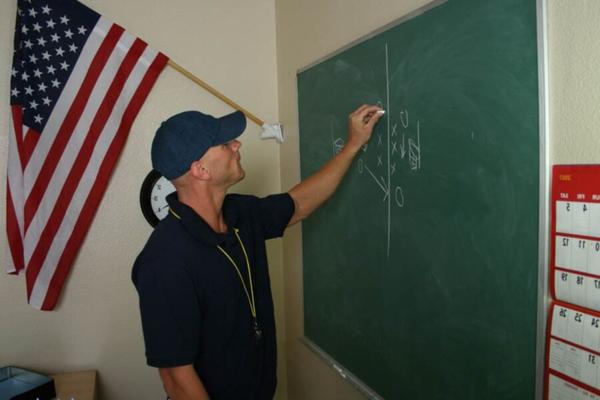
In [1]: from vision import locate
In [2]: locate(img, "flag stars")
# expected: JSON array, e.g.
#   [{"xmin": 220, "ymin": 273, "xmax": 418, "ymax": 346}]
[{"xmin": 13, "ymin": 4, "xmax": 152, "ymax": 135}]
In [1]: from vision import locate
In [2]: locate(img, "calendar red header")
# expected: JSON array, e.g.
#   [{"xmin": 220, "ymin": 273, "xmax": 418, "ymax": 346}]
[{"xmin": 553, "ymin": 165, "xmax": 600, "ymax": 203}]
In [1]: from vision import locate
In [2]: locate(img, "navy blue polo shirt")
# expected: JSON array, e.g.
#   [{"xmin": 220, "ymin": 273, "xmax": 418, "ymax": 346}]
[{"xmin": 132, "ymin": 192, "xmax": 294, "ymax": 400}]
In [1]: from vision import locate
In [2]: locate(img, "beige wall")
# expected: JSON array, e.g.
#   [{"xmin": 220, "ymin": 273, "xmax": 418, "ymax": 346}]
[
  {"xmin": 0, "ymin": 1, "xmax": 285, "ymax": 399},
  {"xmin": 548, "ymin": 1, "xmax": 600, "ymax": 164}
]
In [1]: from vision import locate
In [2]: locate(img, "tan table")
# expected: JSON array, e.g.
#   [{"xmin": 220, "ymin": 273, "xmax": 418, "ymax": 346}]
[{"xmin": 50, "ymin": 370, "xmax": 97, "ymax": 400}]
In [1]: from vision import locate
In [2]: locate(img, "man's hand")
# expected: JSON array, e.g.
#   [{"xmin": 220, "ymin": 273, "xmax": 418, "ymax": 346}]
[
  {"xmin": 288, "ymin": 104, "xmax": 384, "ymax": 225},
  {"xmin": 346, "ymin": 104, "xmax": 384, "ymax": 152}
]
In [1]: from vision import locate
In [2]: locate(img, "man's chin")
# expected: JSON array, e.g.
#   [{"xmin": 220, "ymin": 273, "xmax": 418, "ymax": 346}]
[{"xmin": 235, "ymin": 169, "xmax": 246, "ymax": 183}]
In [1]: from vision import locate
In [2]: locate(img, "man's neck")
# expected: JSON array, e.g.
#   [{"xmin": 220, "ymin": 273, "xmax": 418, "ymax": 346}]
[{"xmin": 177, "ymin": 184, "xmax": 229, "ymax": 234}]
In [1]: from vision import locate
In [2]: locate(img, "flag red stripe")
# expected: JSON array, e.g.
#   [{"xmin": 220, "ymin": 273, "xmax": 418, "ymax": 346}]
[
  {"xmin": 11, "ymin": 106, "xmax": 25, "ymax": 169},
  {"xmin": 25, "ymin": 38, "xmax": 149, "ymax": 300},
  {"xmin": 23, "ymin": 24, "xmax": 125, "ymax": 233},
  {"xmin": 22, "ymin": 127, "xmax": 41, "ymax": 168},
  {"xmin": 40, "ymin": 52, "xmax": 169, "ymax": 310},
  {"xmin": 7, "ymin": 105, "xmax": 24, "ymax": 273},
  {"xmin": 6, "ymin": 183, "xmax": 24, "ymax": 274}
]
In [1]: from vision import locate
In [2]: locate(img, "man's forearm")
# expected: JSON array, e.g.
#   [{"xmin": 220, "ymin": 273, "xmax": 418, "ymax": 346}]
[
  {"xmin": 288, "ymin": 143, "xmax": 360, "ymax": 225},
  {"xmin": 160, "ymin": 366, "xmax": 210, "ymax": 400}
]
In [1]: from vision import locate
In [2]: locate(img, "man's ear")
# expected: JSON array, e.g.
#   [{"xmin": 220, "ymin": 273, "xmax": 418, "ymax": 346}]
[{"xmin": 189, "ymin": 159, "xmax": 210, "ymax": 181}]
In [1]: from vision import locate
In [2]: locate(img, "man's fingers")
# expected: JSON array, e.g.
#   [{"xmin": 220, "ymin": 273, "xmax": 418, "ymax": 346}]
[
  {"xmin": 350, "ymin": 104, "xmax": 371, "ymax": 117},
  {"xmin": 363, "ymin": 112, "xmax": 383, "ymax": 130},
  {"xmin": 361, "ymin": 105, "xmax": 383, "ymax": 116},
  {"xmin": 367, "ymin": 111, "xmax": 383, "ymax": 126},
  {"xmin": 361, "ymin": 106, "xmax": 384, "ymax": 124},
  {"xmin": 349, "ymin": 104, "xmax": 384, "ymax": 134}
]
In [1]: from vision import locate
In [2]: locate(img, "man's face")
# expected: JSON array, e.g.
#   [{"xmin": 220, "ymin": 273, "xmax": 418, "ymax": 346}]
[{"xmin": 201, "ymin": 140, "xmax": 245, "ymax": 187}]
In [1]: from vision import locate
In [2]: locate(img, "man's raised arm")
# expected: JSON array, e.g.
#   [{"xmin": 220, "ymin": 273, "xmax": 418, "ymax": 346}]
[{"xmin": 288, "ymin": 104, "xmax": 384, "ymax": 226}]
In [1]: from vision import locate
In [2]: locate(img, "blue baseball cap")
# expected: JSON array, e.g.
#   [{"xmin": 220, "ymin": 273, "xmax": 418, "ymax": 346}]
[{"xmin": 151, "ymin": 110, "xmax": 246, "ymax": 180}]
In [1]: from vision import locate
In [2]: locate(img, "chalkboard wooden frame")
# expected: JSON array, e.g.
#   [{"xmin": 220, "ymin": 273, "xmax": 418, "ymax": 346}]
[{"xmin": 296, "ymin": 0, "xmax": 549, "ymax": 399}]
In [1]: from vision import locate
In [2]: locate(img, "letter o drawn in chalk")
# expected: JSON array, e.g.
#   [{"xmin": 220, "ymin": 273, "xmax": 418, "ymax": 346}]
[{"xmin": 395, "ymin": 186, "xmax": 404, "ymax": 207}]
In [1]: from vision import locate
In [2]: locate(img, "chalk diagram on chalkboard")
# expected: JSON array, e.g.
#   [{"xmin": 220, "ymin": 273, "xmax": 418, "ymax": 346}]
[{"xmin": 331, "ymin": 43, "xmax": 423, "ymax": 258}]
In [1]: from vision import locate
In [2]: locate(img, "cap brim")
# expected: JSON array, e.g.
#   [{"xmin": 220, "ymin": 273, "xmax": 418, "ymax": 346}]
[{"xmin": 215, "ymin": 110, "xmax": 247, "ymax": 145}]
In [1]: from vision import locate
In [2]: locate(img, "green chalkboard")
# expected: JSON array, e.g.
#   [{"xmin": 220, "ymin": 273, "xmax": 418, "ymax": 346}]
[{"xmin": 298, "ymin": 0, "xmax": 540, "ymax": 399}]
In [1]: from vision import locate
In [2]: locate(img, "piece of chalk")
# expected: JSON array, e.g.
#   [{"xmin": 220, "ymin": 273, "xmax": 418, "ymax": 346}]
[{"xmin": 376, "ymin": 110, "xmax": 386, "ymax": 114}]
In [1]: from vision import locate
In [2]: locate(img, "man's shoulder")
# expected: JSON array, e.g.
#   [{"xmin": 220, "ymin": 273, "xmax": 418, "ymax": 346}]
[
  {"xmin": 225, "ymin": 193, "xmax": 259, "ymax": 205},
  {"xmin": 132, "ymin": 218, "xmax": 193, "ymax": 283},
  {"xmin": 224, "ymin": 193, "xmax": 294, "ymax": 239},
  {"xmin": 224, "ymin": 193, "xmax": 260, "ymax": 217},
  {"xmin": 225, "ymin": 192, "xmax": 292, "ymax": 212},
  {"xmin": 145, "ymin": 217, "xmax": 190, "ymax": 253}
]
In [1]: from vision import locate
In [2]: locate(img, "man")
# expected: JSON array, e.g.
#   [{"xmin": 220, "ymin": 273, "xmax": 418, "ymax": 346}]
[{"xmin": 132, "ymin": 104, "xmax": 383, "ymax": 399}]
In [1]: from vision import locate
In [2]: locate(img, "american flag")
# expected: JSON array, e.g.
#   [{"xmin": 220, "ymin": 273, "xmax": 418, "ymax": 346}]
[{"xmin": 7, "ymin": 0, "xmax": 168, "ymax": 310}]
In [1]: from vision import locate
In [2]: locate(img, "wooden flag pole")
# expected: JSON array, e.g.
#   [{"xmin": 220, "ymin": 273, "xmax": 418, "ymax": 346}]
[{"xmin": 167, "ymin": 59, "xmax": 265, "ymax": 127}]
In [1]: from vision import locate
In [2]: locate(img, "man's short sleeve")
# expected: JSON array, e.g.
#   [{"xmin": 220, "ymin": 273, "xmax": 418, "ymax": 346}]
[
  {"xmin": 133, "ymin": 255, "xmax": 201, "ymax": 368},
  {"xmin": 256, "ymin": 193, "xmax": 295, "ymax": 240}
]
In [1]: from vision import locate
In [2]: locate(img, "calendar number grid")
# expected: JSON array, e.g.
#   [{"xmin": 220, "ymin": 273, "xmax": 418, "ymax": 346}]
[{"xmin": 547, "ymin": 302, "xmax": 600, "ymax": 399}]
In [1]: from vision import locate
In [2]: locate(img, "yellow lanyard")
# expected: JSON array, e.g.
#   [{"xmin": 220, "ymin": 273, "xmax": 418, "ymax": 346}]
[
  {"xmin": 170, "ymin": 208, "xmax": 257, "ymax": 320},
  {"xmin": 216, "ymin": 229, "xmax": 256, "ymax": 320}
]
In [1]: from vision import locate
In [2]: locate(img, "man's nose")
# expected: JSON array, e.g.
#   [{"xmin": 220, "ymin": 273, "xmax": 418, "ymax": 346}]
[{"xmin": 231, "ymin": 140, "xmax": 241, "ymax": 151}]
